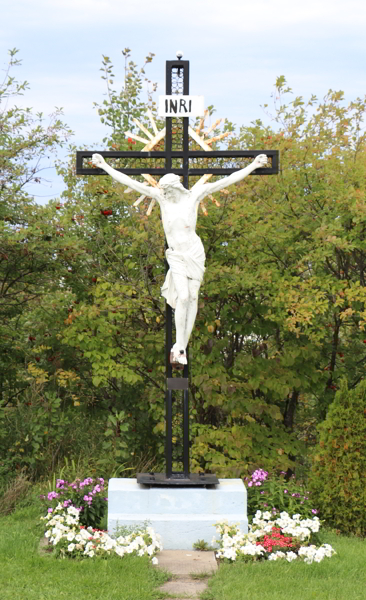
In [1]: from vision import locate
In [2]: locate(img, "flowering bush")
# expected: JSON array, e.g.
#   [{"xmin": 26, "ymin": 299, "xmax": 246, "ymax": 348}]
[
  {"xmin": 41, "ymin": 502, "xmax": 162, "ymax": 561},
  {"xmin": 245, "ymin": 469, "xmax": 318, "ymax": 520},
  {"xmin": 40, "ymin": 477, "xmax": 107, "ymax": 529},
  {"xmin": 213, "ymin": 510, "xmax": 336, "ymax": 565}
]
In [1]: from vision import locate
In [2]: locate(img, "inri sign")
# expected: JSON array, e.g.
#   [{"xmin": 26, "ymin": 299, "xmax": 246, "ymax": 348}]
[{"xmin": 158, "ymin": 95, "xmax": 205, "ymax": 117}]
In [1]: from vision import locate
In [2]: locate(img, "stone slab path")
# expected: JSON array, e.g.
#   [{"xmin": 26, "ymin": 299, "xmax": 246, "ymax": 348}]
[{"xmin": 156, "ymin": 550, "xmax": 217, "ymax": 599}]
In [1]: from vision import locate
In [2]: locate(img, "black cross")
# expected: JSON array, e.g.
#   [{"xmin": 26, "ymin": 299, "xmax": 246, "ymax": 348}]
[{"xmin": 77, "ymin": 58, "xmax": 279, "ymax": 487}]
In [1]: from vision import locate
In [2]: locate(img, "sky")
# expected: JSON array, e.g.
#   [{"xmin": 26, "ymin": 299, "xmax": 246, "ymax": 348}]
[{"xmin": 2, "ymin": 0, "xmax": 366, "ymax": 203}]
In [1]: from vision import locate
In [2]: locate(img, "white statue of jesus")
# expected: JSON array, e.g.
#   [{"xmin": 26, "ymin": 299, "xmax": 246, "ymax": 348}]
[{"xmin": 91, "ymin": 153, "xmax": 268, "ymax": 364}]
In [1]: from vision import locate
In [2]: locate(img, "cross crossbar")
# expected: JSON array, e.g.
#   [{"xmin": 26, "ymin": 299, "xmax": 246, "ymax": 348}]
[{"xmin": 76, "ymin": 149, "xmax": 279, "ymax": 177}]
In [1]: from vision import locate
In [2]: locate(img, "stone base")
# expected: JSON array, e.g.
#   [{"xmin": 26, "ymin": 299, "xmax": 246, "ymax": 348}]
[{"xmin": 107, "ymin": 478, "xmax": 247, "ymax": 550}]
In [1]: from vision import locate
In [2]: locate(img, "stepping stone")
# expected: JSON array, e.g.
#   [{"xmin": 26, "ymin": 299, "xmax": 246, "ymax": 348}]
[
  {"xmin": 160, "ymin": 576, "xmax": 208, "ymax": 597},
  {"xmin": 157, "ymin": 549, "xmax": 218, "ymax": 575}
]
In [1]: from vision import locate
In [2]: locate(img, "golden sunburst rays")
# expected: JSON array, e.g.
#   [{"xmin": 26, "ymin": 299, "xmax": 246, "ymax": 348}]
[
  {"xmin": 123, "ymin": 108, "xmax": 166, "ymax": 216},
  {"xmin": 125, "ymin": 109, "xmax": 231, "ymax": 216},
  {"xmin": 189, "ymin": 111, "xmax": 231, "ymax": 215}
]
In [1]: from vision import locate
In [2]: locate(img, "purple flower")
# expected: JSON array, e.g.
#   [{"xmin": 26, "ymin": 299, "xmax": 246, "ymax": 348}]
[
  {"xmin": 283, "ymin": 489, "xmax": 288, "ymax": 494},
  {"xmin": 263, "ymin": 503, "xmax": 268, "ymax": 507},
  {"xmin": 48, "ymin": 508, "xmax": 53, "ymax": 513},
  {"xmin": 56, "ymin": 479, "xmax": 65, "ymax": 489},
  {"xmin": 104, "ymin": 497, "xmax": 108, "ymax": 502},
  {"xmin": 99, "ymin": 478, "xmax": 104, "ymax": 485},
  {"xmin": 93, "ymin": 485, "xmax": 101, "ymax": 493},
  {"xmin": 247, "ymin": 481, "xmax": 253, "ymax": 487},
  {"xmin": 260, "ymin": 491, "xmax": 265, "ymax": 495},
  {"xmin": 251, "ymin": 469, "xmax": 268, "ymax": 482},
  {"xmin": 312, "ymin": 509, "xmax": 318, "ymax": 514},
  {"xmin": 47, "ymin": 491, "xmax": 59, "ymax": 500},
  {"xmin": 63, "ymin": 500, "xmax": 71, "ymax": 508},
  {"xmin": 255, "ymin": 482, "xmax": 261, "ymax": 487}
]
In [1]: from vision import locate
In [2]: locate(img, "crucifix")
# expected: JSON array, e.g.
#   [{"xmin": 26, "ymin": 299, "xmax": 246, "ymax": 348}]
[{"xmin": 76, "ymin": 54, "xmax": 279, "ymax": 486}]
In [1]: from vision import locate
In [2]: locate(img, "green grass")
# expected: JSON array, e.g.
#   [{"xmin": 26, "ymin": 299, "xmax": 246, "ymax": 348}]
[
  {"xmin": 202, "ymin": 532, "xmax": 366, "ymax": 600},
  {"xmin": 0, "ymin": 504, "xmax": 168, "ymax": 600}
]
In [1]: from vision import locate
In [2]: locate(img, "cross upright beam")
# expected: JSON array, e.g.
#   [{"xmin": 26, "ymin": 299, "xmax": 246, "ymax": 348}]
[{"xmin": 76, "ymin": 56, "xmax": 279, "ymax": 487}]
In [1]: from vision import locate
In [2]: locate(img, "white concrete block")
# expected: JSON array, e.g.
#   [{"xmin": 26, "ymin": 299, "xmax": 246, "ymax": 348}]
[{"xmin": 107, "ymin": 478, "xmax": 247, "ymax": 550}]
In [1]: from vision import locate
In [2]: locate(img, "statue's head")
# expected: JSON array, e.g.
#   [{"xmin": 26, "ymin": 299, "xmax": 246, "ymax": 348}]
[{"xmin": 159, "ymin": 174, "xmax": 182, "ymax": 189}]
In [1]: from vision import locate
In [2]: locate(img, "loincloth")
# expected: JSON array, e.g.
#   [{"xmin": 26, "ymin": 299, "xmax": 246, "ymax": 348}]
[{"xmin": 161, "ymin": 237, "xmax": 205, "ymax": 309}]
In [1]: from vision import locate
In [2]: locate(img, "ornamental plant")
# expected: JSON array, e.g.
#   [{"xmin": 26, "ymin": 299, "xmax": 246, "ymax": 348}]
[
  {"xmin": 309, "ymin": 379, "xmax": 366, "ymax": 536},
  {"xmin": 245, "ymin": 469, "xmax": 318, "ymax": 520},
  {"xmin": 40, "ymin": 477, "xmax": 107, "ymax": 529},
  {"xmin": 213, "ymin": 511, "xmax": 335, "ymax": 564},
  {"xmin": 41, "ymin": 502, "xmax": 162, "ymax": 561}
]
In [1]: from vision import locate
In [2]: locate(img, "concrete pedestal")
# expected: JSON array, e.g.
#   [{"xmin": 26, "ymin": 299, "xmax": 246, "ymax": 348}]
[{"xmin": 108, "ymin": 478, "xmax": 247, "ymax": 550}]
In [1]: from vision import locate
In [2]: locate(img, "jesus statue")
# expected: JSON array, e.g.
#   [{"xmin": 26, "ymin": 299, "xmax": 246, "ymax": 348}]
[{"xmin": 91, "ymin": 152, "xmax": 268, "ymax": 364}]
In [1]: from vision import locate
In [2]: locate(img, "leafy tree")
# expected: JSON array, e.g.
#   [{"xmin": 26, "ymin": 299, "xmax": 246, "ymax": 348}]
[{"xmin": 0, "ymin": 49, "xmax": 72, "ymax": 407}]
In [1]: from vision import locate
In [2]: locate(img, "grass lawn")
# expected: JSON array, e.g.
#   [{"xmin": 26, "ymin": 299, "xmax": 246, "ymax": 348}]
[
  {"xmin": 203, "ymin": 532, "xmax": 366, "ymax": 600},
  {"xmin": 0, "ymin": 504, "xmax": 168, "ymax": 600}
]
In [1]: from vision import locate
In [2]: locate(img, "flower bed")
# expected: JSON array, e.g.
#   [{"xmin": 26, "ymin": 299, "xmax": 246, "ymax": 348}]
[
  {"xmin": 213, "ymin": 510, "xmax": 336, "ymax": 564},
  {"xmin": 41, "ymin": 503, "xmax": 163, "ymax": 562},
  {"xmin": 40, "ymin": 477, "xmax": 107, "ymax": 529},
  {"xmin": 245, "ymin": 469, "xmax": 318, "ymax": 520}
]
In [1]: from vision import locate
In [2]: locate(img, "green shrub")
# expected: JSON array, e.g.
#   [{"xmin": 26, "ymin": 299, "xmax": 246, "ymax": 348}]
[{"xmin": 309, "ymin": 379, "xmax": 366, "ymax": 536}]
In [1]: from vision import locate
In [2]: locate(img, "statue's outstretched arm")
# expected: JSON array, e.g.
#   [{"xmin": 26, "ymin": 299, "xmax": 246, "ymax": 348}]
[
  {"xmin": 194, "ymin": 154, "xmax": 268, "ymax": 201},
  {"xmin": 91, "ymin": 154, "xmax": 162, "ymax": 201}
]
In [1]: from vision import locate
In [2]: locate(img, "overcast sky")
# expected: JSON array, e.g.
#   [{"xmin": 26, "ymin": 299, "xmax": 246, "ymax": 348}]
[{"xmin": 2, "ymin": 0, "xmax": 366, "ymax": 203}]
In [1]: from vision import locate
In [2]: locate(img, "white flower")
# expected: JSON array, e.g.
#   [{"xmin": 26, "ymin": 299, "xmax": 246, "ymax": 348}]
[
  {"xmin": 67, "ymin": 543, "xmax": 75, "ymax": 552},
  {"xmin": 262, "ymin": 511, "xmax": 272, "ymax": 521},
  {"xmin": 286, "ymin": 552, "xmax": 298, "ymax": 562},
  {"xmin": 88, "ymin": 550, "xmax": 95, "ymax": 558},
  {"xmin": 223, "ymin": 548, "xmax": 237, "ymax": 561},
  {"xmin": 151, "ymin": 557, "xmax": 158, "ymax": 565},
  {"xmin": 66, "ymin": 532, "xmax": 75, "ymax": 542},
  {"xmin": 67, "ymin": 506, "xmax": 80, "ymax": 517}
]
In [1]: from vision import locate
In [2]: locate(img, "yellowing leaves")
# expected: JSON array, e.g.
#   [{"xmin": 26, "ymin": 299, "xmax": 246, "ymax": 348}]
[
  {"xmin": 27, "ymin": 363, "xmax": 49, "ymax": 384},
  {"xmin": 56, "ymin": 369, "xmax": 80, "ymax": 388}
]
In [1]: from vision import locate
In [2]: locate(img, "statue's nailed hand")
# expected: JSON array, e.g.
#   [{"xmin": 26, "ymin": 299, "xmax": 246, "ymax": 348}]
[
  {"xmin": 92, "ymin": 153, "xmax": 106, "ymax": 168},
  {"xmin": 253, "ymin": 154, "xmax": 268, "ymax": 169}
]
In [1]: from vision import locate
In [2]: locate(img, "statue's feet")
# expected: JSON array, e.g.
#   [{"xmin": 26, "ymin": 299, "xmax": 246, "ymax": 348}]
[{"xmin": 170, "ymin": 344, "xmax": 187, "ymax": 365}]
